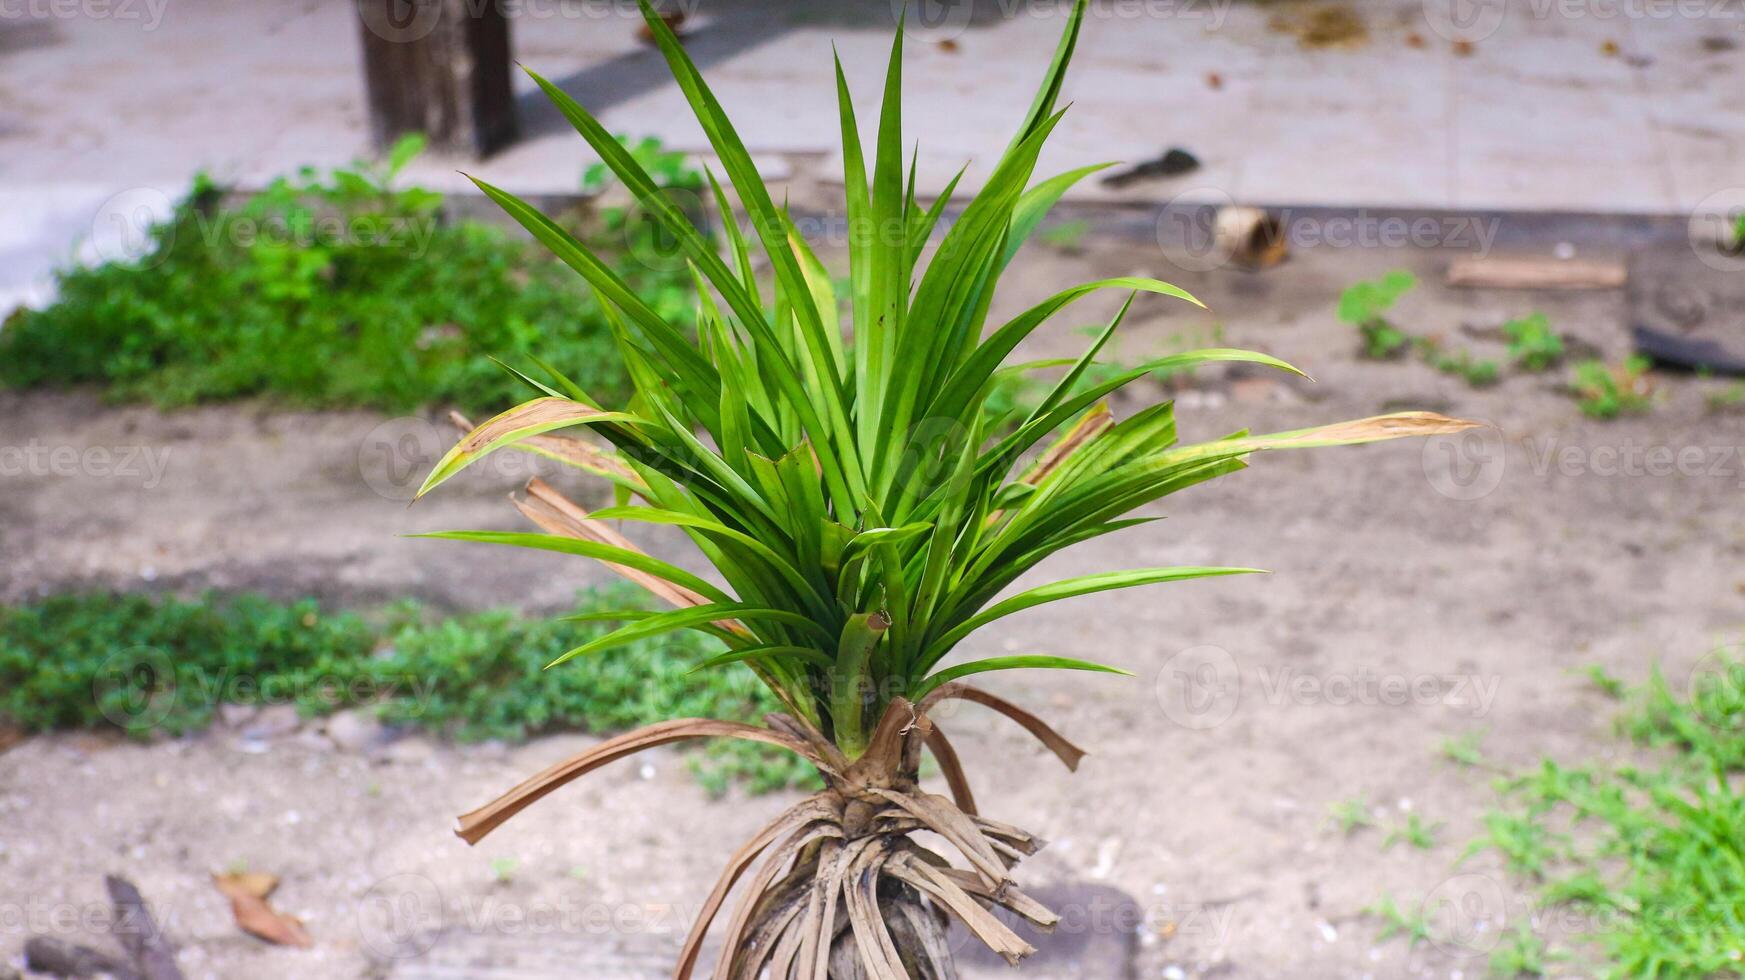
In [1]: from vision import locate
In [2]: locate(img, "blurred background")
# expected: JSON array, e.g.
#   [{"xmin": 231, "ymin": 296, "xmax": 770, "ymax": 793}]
[{"xmin": 2, "ymin": 2, "xmax": 1744, "ymax": 979}]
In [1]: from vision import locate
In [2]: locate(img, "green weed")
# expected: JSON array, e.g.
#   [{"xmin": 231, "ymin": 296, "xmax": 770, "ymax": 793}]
[
  {"xmin": 1571, "ymin": 357, "xmax": 1652, "ymax": 419},
  {"xmin": 1338, "ymin": 270, "xmax": 1417, "ymax": 360},
  {"xmin": 1502, "ymin": 313, "xmax": 1564, "ymax": 372},
  {"xmin": 1383, "ymin": 812, "xmax": 1443, "ymax": 851},
  {"xmin": 1382, "ymin": 650, "xmax": 1745, "ymax": 977},
  {"xmin": 0, "ymin": 587, "xmax": 813, "ymax": 793},
  {"xmin": 1364, "ymin": 892, "xmax": 1431, "ymax": 945},
  {"xmin": 1328, "ymin": 796, "xmax": 1375, "ymax": 834},
  {"xmin": 1440, "ymin": 728, "xmax": 1491, "ymax": 769},
  {"xmin": 1704, "ymin": 381, "xmax": 1745, "ymax": 414},
  {"xmin": 0, "ymin": 135, "xmax": 692, "ymax": 413},
  {"xmin": 1422, "ymin": 341, "xmax": 1501, "ymax": 387}
]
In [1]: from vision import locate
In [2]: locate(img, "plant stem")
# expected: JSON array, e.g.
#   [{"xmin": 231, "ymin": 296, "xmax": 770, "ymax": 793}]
[{"xmin": 831, "ymin": 611, "xmax": 890, "ymax": 757}]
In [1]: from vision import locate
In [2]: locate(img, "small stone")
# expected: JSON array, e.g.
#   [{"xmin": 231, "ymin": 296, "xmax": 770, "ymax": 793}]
[
  {"xmin": 323, "ymin": 709, "xmax": 385, "ymax": 753},
  {"xmin": 1229, "ymin": 376, "xmax": 1289, "ymax": 404},
  {"xmin": 384, "ymin": 738, "xmax": 434, "ymax": 765},
  {"xmin": 217, "ymin": 703, "xmax": 258, "ymax": 728},
  {"xmin": 242, "ymin": 704, "xmax": 301, "ymax": 740}
]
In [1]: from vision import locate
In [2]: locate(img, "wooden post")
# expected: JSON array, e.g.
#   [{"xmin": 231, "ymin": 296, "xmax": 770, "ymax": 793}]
[{"xmin": 356, "ymin": 0, "xmax": 518, "ymax": 158}]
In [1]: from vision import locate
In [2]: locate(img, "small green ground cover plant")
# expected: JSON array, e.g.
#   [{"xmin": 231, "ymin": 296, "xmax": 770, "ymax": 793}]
[
  {"xmin": 1336, "ymin": 276, "xmax": 1652, "ymax": 418},
  {"xmin": 1502, "ymin": 312, "xmax": 1564, "ymax": 373},
  {"xmin": 1328, "ymin": 796, "xmax": 1376, "ymax": 835},
  {"xmin": 1338, "ymin": 269, "xmax": 1417, "ymax": 360},
  {"xmin": 1422, "ymin": 341, "xmax": 1501, "ymax": 388},
  {"xmin": 1368, "ymin": 653, "xmax": 1745, "ymax": 977},
  {"xmin": 1383, "ymin": 812, "xmax": 1443, "ymax": 851},
  {"xmin": 0, "ymin": 588, "xmax": 810, "ymax": 794},
  {"xmin": 1571, "ymin": 356, "xmax": 1652, "ymax": 419},
  {"xmin": 0, "ymin": 136, "xmax": 691, "ymax": 413},
  {"xmin": 1706, "ymin": 381, "xmax": 1745, "ymax": 414},
  {"xmin": 1338, "ymin": 270, "xmax": 1497, "ymax": 384}
]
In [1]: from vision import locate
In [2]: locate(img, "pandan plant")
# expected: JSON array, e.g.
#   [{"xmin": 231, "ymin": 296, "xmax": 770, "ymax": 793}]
[{"xmin": 415, "ymin": 2, "xmax": 1476, "ymax": 975}]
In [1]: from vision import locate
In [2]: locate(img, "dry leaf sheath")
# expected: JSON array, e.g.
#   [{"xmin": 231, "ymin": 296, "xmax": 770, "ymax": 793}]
[{"xmin": 415, "ymin": 2, "xmax": 1477, "ymax": 975}]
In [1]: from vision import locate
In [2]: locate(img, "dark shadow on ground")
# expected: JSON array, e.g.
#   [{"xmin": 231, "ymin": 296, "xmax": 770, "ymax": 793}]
[
  {"xmin": 511, "ymin": 0, "xmax": 1037, "ymax": 140},
  {"xmin": 514, "ymin": 14, "xmax": 797, "ymax": 140}
]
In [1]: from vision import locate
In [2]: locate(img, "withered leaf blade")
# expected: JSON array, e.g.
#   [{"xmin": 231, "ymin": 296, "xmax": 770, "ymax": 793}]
[
  {"xmin": 1210, "ymin": 411, "xmax": 1485, "ymax": 454},
  {"xmin": 448, "ymin": 410, "xmax": 640, "ymax": 487},
  {"xmin": 416, "ymin": 397, "xmax": 640, "ymax": 500}
]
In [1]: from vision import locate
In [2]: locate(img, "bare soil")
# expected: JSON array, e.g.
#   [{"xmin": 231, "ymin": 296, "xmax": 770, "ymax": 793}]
[{"xmin": 4, "ymin": 234, "xmax": 1744, "ymax": 979}]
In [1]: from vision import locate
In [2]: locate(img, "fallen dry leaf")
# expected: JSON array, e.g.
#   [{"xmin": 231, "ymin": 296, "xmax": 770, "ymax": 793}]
[
  {"xmin": 213, "ymin": 873, "xmax": 311, "ymax": 948},
  {"xmin": 635, "ymin": 10, "xmax": 686, "ymax": 44},
  {"xmin": 216, "ymin": 871, "xmax": 279, "ymax": 900},
  {"xmin": 0, "ymin": 723, "xmax": 24, "ymax": 754}
]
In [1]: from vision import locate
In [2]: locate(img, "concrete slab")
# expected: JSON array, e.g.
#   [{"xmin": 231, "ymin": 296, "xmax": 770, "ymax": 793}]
[{"xmin": 3, "ymin": 0, "xmax": 1740, "ymax": 218}]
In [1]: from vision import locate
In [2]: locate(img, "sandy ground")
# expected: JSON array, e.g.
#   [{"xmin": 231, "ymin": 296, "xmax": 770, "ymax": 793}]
[{"xmin": 4, "ymin": 229, "xmax": 1745, "ymax": 979}]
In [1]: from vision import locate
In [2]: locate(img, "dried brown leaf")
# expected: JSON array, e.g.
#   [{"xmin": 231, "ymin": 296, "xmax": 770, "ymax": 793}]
[
  {"xmin": 924, "ymin": 725, "xmax": 977, "ymax": 816},
  {"xmin": 212, "ymin": 874, "xmax": 311, "ymax": 948},
  {"xmin": 1241, "ymin": 411, "xmax": 1483, "ymax": 450},
  {"xmin": 674, "ymin": 797, "xmax": 840, "ymax": 980},
  {"xmin": 920, "ymin": 683, "xmax": 1086, "ymax": 771},
  {"xmin": 213, "ymin": 871, "xmax": 278, "ymax": 900},
  {"xmin": 871, "ymin": 790, "xmax": 1008, "ymax": 889},
  {"xmin": 887, "ymin": 854, "xmax": 1033, "ymax": 965},
  {"xmin": 458, "ymin": 719, "xmax": 826, "ymax": 846},
  {"xmin": 713, "ymin": 819, "xmax": 841, "ymax": 979}
]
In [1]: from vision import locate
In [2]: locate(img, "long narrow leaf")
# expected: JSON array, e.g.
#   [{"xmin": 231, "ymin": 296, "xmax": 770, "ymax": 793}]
[{"xmin": 917, "ymin": 655, "xmax": 1130, "ymax": 699}]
